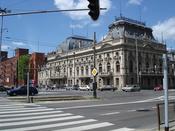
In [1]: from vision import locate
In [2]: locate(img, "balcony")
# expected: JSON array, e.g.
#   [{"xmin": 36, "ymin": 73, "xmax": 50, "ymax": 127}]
[
  {"xmin": 98, "ymin": 71, "xmax": 113, "ymax": 77},
  {"xmin": 104, "ymin": 57, "xmax": 112, "ymax": 61}
]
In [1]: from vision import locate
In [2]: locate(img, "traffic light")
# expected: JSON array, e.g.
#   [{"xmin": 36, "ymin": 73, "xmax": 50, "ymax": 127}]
[{"xmin": 88, "ymin": 0, "xmax": 100, "ymax": 21}]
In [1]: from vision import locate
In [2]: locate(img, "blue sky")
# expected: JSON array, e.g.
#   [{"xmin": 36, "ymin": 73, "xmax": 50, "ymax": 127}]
[{"xmin": 0, "ymin": 0, "xmax": 175, "ymax": 57}]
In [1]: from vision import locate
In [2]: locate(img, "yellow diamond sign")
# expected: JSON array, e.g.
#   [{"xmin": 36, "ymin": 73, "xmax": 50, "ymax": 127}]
[{"xmin": 92, "ymin": 68, "xmax": 98, "ymax": 76}]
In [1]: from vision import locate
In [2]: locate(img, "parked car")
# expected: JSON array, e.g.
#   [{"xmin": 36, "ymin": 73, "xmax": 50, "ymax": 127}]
[
  {"xmin": 122, "ymin": 85, "xmax": 141, "ymax": 92},
  {"xmin": 66, "ymin": 85, "xmax": 79, "ymax": 90},
  {"xmin": 154, "ymin": 85, "xmax": 163, "ymax": 91},
  {"xmin": 98, "ymin": 85, "xmax": 116, "ymax": 91},
  {"xmin": 7, "ymin": 86, "xmax": 38, "ymax": 96},
  {"xmin": 79, "ymin": 85, "xmax": 91, "ymax": 91},
  {"xmin": 0, "ymin": 85, "xmax": 8, "ymax": 92}
]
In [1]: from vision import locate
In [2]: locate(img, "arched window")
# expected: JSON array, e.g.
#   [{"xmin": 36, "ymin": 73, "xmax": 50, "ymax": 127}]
[
  {"xmin": 116, "ymin": 61, "xmax": 120, "ymax": 72},
  {"xmin": 91, "ymin": 65, "xmax": 93, "ymax": 71},
  {"xmin": 146, "ymin": 62, "xmax": 149, "ymax": 72},
  {"xmin": 107, "ymin": 62, "xmax": 111, "ymax": 72},
  {"xmin": 99, "ymin": 63, "xmax": 102, "ymax": 73},
  {"xmin": 129, "ymin": 60, "xmax": 133, "ymax": 73}
]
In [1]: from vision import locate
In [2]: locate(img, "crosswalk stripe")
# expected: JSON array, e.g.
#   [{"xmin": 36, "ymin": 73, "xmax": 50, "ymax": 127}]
[
  {"xmin": 0, "ymin": 108, "xmax": 53, "ymax": 114},
  {"xmin": 0, "ymin": 103, "xmax": 40, "ymax": 107},
  {"xmin": 0, "ymin": 113, "xmax": 72, "ymax": 122},
  {"xmin": 53, "ymin": 122, "xmax": 114, "ymax": 131},
  {"xmin": 2, "ymin": 119, "xmax": 97, "ymax": 131},
  {"xmin": 0, "ymin": 110, "xmax": 63, "ymax": 118},
  {"xmin": 0, "ymin": 106, "xmax": 24, "ymax": 109},
  {"xmin": 0, "ymin": 106, "xmax": 47, "ymax": 111},
  {"xmin": 110, "ymin": 127, "xmax": 135, "ymax": 131},
  {"xmin": 0, "ymin": 115, "xmax": 84, "ymax": 127}
]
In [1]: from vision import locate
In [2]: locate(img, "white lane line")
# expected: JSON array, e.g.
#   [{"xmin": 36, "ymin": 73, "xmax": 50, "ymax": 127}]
[
  {"xmin": 0, "ymin": 113, "xmax": 72, "ymax": 122},
  {"xmin": 0, "ymin": 115, "xmax": 84, "ymax": 127},
  {"xmin": 0, "ymin": 106, "xmax": 46, "ymax": 111},
  {"xmin": 0, "ymin": 108, "xmax": 53, "ymax": 114},
  {"xmin": 53, "ymin": 122, "xmax": 114, "ymax": 131},
  {"xmin": 100, "ymin": 112, "xmax": 120, "ymax": 116},
  {"xmin": 0, "ymin": 110, "xmax": 62, "ymax": 118},
  {"xmin": 54, "ymin": 97, "xmax": 163, "ymax": 110},
  {"xmin": 126, "ymin": 110, "xmax": 136, "ymax": 112},
  {"xmin": 110, "ymin": 127, "xmax": 135, "ymax": 131},
  {"xmin": 3, "ymin": 119, "xmax": 97, "ymax": 131}
]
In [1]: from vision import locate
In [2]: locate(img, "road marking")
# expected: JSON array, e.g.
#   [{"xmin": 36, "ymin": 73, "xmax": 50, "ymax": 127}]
[
  {"xmin": 0, "ymin": 110, "xmax": 62, "ymax": 117},
  {"xmin": 0, "ymin": 113, "xmax": 72, "ymax": 122},
  {"xmin": 54, "ymin": 95, "xmax": 175, "ymax": 110},
  {"xmin": 0, "ymin": 106, "xmax": 47, "ymax": 111},
  {"xmin": 3, "ymin": 119, "xmax": 97, "ymax": 131},
  {"xmin": 53, "ymin": 122, "xmax": 114, "ymax": 131},
  {"xmin": 0, "ymin": 115, "xmax": 84, "ymax": 127},
  {"xmin": 110, "ymin": 127, "xmax": 135, "ymax": 131},
  {"xmin": 100, "ymin": 111, "xmax": 120, "ymax": 116},
  {"xmin": 0, "ymin": 108, "xmax": 53, "ymax": 114},
  {"xmin": 126, "ymin": 110, "xmax": 136, "ymax": 112}
]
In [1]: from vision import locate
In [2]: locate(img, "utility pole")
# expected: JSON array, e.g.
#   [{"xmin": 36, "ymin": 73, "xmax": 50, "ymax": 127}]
[
  {"xmin": 73, "ymin": 52, "xmax": 75, "ymax": 86},
  {"xmin": 163, "ymin": 54, "xmax": 169, "ymax": 131},
  {"xmin": 135, "ymin": 34, "xmax": 139, "ymax": 85},
  {"xmin": 0, "ymin": 8, "xmax": 10, "ymax": 62},
  {"xmin": 27, "ymin": 69, "xmax": 30, "ymax": 103},
  {"xmin": 92, "ymin": 32, "xmax": 97, "ymax": 98}
]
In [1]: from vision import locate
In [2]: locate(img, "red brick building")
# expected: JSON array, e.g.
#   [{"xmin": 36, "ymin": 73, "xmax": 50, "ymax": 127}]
[
  {"xmin": 29, "ymin": 52, "xmax": 45, "ymax": 86},
  {"xmin": 0, "ymin": 48, "xmax": 45, "ymax": 87}
]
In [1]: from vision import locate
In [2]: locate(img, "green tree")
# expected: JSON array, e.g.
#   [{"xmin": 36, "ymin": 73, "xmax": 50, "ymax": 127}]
[{"xmin": 18, "ymin": 55, "xmax": 30, "ymax": 83}]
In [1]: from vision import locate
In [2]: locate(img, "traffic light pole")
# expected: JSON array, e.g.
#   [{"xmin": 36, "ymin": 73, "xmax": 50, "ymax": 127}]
[
  {"xmin": 93, "ymin": 32, "xmax": 97, "ymax": 98},
  {"xmin": 163, "ymin": 54, "xmax": 169, "ymax": 131}
]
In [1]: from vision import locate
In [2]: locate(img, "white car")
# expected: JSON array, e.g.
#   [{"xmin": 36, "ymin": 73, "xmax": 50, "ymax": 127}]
[
  {"xmin": 122, "ymin": 85, "xmax": 140, "ymax": 92},
  {"xmin": 79, "ymin": 85, "xmax": 91, "ymax": 91}
]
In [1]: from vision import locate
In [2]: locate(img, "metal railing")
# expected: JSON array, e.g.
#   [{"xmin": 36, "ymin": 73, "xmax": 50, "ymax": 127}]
[{"xmin": 157, "ymin": 101, "xmax": 175, "ymax": 131}]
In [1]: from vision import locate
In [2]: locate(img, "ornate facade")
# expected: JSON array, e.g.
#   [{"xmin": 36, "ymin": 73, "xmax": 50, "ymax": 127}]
[{"xmin": 38, "ymin": 17, "xmax": 174, "ymax": 90}]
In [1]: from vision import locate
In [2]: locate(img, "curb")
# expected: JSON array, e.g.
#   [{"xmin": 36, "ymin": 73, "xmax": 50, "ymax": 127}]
[{"xmin": 7, "ymin": 95, "xmax": 98, "ymax": 103}]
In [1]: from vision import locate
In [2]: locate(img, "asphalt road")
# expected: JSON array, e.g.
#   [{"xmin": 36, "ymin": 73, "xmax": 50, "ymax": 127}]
[
  {"xmin": 37, "ymin": 90, "xmax": 175, "ymax": 130},
  {"xmin": 0, "ymin": 89, "xmax": 175, "ymax": 130}
]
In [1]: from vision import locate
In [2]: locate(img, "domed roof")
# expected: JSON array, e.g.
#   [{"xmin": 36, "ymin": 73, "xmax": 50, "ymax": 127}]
[{"xmin": 57, "ymin": 35, "xmax": 93, "ymax": 52}]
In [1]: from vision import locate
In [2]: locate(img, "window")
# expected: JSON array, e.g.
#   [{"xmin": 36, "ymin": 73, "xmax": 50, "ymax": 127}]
[
  {"xmin": 107, "ymin": 53, "xmax": 110, "ymax": 57},
  {"xmin": 129, "ymin": 60, "xmax": 133, "ymax": 73},
  {"xmin": 99, "ymin": 63, "xmax": 102, "ymax": 73},
  {"xmin": 69, "ymin": 68, "xmax": 72, "ymax": 76},
  {"xmin": 146, "ymin": 62, "xmax": 149, "ymax": 72},
  {"xmin": 116, "ymin": 52, "xmax": 119, "ymax": 56},
  {"xmin": 91, "ymin": 65, "xmax": 94, "ymax": 71},
  {"xmin": 116, "ymin": 61, "xmax": 120, "ymax": 72},
  {"xmin": 116, "ymin": 78, "xmax": 119, "ymax": 85},
  {"xmin": 107, "ymin": 62, "xmax": 111, "ymax": 72},
  {"xmin": 81, "ymin": 66, "xmax": 84, "ymax": 75},
  {"xmin": 76, "ymin": 67, "xmax": 79, "ymax": 76},
  {"xmin": 86, "ymin": 66, "xmax": 89, "ymax": 75}
]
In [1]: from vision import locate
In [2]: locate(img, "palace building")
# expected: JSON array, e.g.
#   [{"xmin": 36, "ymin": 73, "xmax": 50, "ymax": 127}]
[{"xmin": 38, "ymin": 16, "xmax": 174, "ymax": 90}]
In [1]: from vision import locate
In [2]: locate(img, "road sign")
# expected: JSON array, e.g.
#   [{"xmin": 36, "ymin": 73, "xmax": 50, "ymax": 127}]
[{"xmin": 92, "ymin": 68, "xmax": 98, "ymax": 76}]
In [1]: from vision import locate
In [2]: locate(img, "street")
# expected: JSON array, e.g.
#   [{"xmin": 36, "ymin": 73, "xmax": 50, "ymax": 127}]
[{"xmin": 0, "ymin": 90, "xmax": 175, "ymax": 131}]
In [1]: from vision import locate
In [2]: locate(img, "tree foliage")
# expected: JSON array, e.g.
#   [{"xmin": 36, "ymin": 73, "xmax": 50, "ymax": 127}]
[{"xmin": 18, "ymin": 55, "xmax": 30, "ymax": 81}]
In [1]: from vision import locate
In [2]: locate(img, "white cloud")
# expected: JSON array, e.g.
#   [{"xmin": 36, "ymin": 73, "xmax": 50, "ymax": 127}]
[
  {"xmin": 2, "ymin": 45, "xmax": 11, "ymax": 50},
  {"xmin": 54, "ymin": 0, "xmax": 111, "ymax": 20},
  {"xmin": 152, "ymin": 17, "xmax": 175, "ymax": 41},
  {"xmin": 12, "ymin": 41, "xmax": 26, "ymax": 46},
  {"xmin": 128, "ymin": 0, "xmax": 143, "ymax": 5}
]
